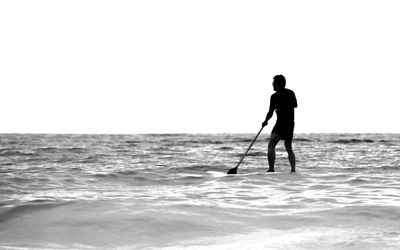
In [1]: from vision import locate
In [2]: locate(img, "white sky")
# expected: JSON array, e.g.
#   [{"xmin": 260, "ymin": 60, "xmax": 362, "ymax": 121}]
[{"xmin": 1, "ymin": 0, "xmax": 399, "ymax": 134}]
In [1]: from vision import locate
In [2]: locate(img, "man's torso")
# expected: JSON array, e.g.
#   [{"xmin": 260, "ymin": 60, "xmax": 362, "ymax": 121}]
[{"xmin": 271, "ymin": 88, "xmax": 297, "ymax": 123}]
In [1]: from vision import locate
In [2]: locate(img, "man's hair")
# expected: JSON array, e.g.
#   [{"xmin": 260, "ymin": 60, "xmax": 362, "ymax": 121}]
[{"xmin": 273, "ymin": 75, "xmax": 286, "ymax": 88}]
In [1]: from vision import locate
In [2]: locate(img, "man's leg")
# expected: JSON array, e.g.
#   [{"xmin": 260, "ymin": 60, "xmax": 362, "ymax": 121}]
[
  {"xmin": 284, "ymin": 140, "xmax": 296, "ymax": 173},
  {"xmin": 267, "ymin": 133, "xmax": 280, "ymax": 172}
]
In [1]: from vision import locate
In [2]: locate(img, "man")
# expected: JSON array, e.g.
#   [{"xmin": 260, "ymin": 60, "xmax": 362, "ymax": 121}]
[{"xmin": 262, "ymin": 75, "xmax": 297, "ymax": 173}]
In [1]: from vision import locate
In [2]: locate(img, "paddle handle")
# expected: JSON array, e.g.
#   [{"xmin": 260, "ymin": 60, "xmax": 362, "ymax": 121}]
[{"xmin": 235, "ymin": 126, "xmax": 264, "ymax": 168}]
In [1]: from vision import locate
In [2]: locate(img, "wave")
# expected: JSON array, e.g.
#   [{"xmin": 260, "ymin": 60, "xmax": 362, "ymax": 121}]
[
  {"xmin": 181, "ymin": 140, "xmax": 224, "ymax": 145},
  {"xmin": 316, "ymin": 205, "xmax": 400, "ymax": 220},
  {"xmin": 90, "ymin": 171, "xmax": 163, "ymax": 186},
  {"xmin": 36, "ymin": 146, "xmax": 87, "ymax": 152},
  {"xmin": 172, "ymin": 173, "xmax": 206, "ymax": 182},
  {"xmin": 92, "ymin": 170, "xmax": 160, "ymax": 183},
  {"xmin": 0, "ymin": 150, "xmax": 35, "ymax": 157},
  {"xmin": 184, "ymin": 164, "xmax": 213, "ymax": 172},
  {"xmin": 115, "ymin": 170, "xmax": 139, "ymax": 176},
  {"xmin": 0, "ymin": 200, "xmax": 74, "ymax": 223},
  {"xmin": 330, "ymin": 139, "xmax": 374, "ymax": 144},
  {"xmin": 246, "ymin": 151, "xmax": 267, "ymax": 157},
  {"xmin": 233, "ymin": 151, "xmax": 267, "ymax": 157},
  {"xmin": 92, "ymin": 173, "xmax": 119, "ymax": 178},
  {"xmin": 294, "ymin": 138, "xmax": 313, "ymax": 142},
  {"xmin": 36, "ymin": 147, "xmax": 60, "ymax": 153},
  {"xmin": 92, "ymin": 169, "xmax": 139, "ymax": 178},
  {"xmin": 79, "ymin": 155, "xmax": 104, "ymax": 164},
  {"xmin": 65, "ymin": 147, "xmax": 88, "ymax": 153},
  {"xmin": 219, "ymin": 146, "xmax": 234, "ymax": 151},
  {"xmin": 180, "ymin": 164, "xmax": 229, "ymax": 175},
  {"xmin": 0, "ymin": 162, "xmax": 13, "ymax": 167},
  {"xmin": 91, "ymin": 167, "xmax": 213, "ymax": 185},
  {"xmin": 146, "ymin": 133, "xmax": 185, "ymax": 137},
  {"xmin": 125, "ymin": 140, "xmax": 142, "ymax": 145},
  {"xmin": 233, "ymin": 138, "xmax": 255, "ymax": 143},
  {"xmin": 378, "ymin": 165, "xmax": 400, "ymax": 171},
  {"xmin": 346, "ymin": 177, "xmax": 370, "ymax": 184}
]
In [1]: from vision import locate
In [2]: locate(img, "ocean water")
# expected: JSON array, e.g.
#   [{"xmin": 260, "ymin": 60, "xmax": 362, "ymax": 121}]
[{"xmin": 0, "ymin": 133, "xmax": 400, "ymax": 249}]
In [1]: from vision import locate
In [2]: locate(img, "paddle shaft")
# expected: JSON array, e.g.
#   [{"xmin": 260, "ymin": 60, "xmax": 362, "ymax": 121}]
[{"xmin": 235, "ymin": 126, "xmax": 264, "ymax": 168}]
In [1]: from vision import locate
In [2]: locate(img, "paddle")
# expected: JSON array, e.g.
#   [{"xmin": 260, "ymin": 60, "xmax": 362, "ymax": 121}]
[{"xmin": 227, "ymin": 126, "xmax": 264, "ymax": 174}]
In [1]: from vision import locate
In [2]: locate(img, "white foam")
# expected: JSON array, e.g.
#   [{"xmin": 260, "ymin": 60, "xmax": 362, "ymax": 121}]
[
  {"xmin": 162, "ymin": 226, "xmax": 399, "ymax": 250},
  {"xmin": 207, "ymin": 171, "xmax": 227, "ymax": 178}
]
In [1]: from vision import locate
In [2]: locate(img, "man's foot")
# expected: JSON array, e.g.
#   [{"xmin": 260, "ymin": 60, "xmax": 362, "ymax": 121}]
[
  {"xmin": 267, "ymin": 168, "xmax": 275, "ymax": 172},
  {"xmin": 291, "ymin": 169, "xmax": 296, "ymax": 173}
]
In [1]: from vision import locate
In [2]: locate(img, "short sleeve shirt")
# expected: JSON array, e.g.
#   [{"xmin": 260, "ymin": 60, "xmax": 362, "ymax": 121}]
[{"xmin": 270, "ymin": 88, "xmax": 297, "ymax": 123}]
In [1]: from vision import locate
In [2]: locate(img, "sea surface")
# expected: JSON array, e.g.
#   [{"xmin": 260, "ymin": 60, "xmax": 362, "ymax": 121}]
[{"xmin": 0, "ymin": 133, "xmax": 400, "ymax": 249}]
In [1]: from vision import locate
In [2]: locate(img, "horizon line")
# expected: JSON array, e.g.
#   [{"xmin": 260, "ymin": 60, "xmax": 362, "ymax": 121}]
[{"xmin": 1, "ymin": 132, "xmax": 399, "ymax": 135}]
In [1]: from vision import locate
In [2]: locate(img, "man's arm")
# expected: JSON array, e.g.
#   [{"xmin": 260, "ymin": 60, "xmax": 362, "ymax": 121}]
[
  {"xmin": 292, "ymin": 91, "xmax": 298, "ymax": 108},
  {"xmin": 262, "ymin": 96, "xmax": 275, "ymax": 127}
]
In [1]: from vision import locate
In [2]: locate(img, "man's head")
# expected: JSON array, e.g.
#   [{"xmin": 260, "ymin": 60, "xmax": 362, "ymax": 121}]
[{"xmin": 273, "ymin": 75, "xmax": 286, "ymax": 91}]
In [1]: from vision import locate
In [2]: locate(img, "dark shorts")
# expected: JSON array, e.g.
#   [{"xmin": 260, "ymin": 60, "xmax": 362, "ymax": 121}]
[{"xmin": 272, "ymin": 121, "xmax": 294, "ymax": 141}]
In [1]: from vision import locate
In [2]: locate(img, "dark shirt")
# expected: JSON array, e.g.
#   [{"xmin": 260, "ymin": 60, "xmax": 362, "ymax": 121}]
[{"xmin": 270, "ymin": 88, "xmax": 297, "ymax": 123}]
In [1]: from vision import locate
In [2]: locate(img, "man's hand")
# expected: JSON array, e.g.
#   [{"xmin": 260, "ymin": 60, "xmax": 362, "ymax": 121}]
[{"xmin": 262, "ymin": 120, "xmax": 268, "ymax": 127}]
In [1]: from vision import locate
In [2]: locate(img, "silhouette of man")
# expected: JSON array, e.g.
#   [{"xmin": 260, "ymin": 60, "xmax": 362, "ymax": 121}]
[{"xmin": 262, "ymin": 75, "xmax": 297, "ymax": 173}]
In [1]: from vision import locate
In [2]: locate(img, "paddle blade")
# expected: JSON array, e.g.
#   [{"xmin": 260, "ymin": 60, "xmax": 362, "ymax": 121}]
[{"xmin": 227, "ymin": 167, "xmax": 238, "ymax": 175}]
